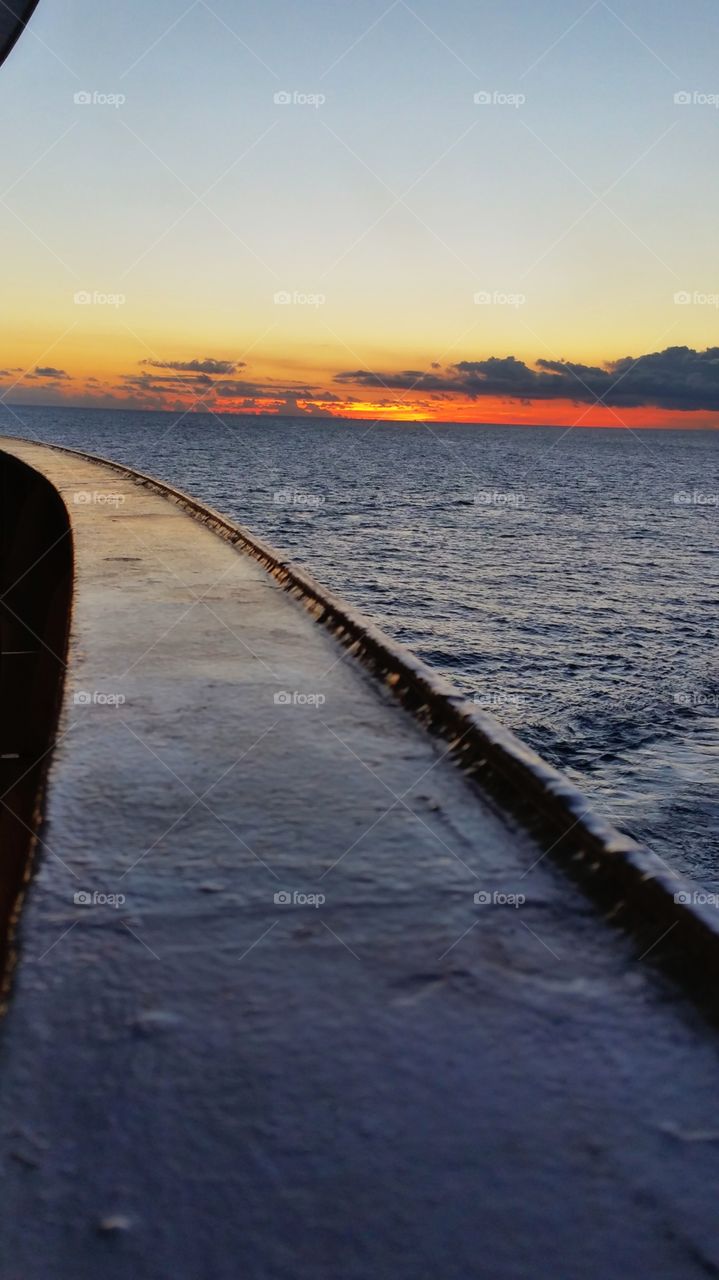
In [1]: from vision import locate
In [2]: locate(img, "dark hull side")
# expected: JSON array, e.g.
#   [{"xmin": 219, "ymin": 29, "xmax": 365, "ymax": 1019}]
[{"xmin": 0, "ymin": 1, "xmax": 41, "ymax": 69}]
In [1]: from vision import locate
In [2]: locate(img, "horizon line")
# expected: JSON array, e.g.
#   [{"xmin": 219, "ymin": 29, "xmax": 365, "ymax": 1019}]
[{"xmin": 1, "ymin": 402, "xmax": 717, "ymax": 431}]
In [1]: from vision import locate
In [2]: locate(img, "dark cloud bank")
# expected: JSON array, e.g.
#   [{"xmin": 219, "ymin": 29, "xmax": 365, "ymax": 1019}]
[
  {"xmin": 115, "ymin": 357, "xmax": 330, "ymax": 415},
  {"xmin": 25, "ymin": 347, "xmax": 716, "ymax": 417},
  {"xmin": 335, "ymin": 347, "xmax": 719, "ymax": 412},
  {"xmin": 140, "ymin": 358, "xmax": 244, "ymax": 376}
]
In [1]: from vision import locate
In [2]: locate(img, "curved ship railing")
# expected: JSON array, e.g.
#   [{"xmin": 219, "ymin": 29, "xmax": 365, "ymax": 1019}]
[{"xmin": 9, "ymin": 437, "xmax": 718, "ymax": 996}]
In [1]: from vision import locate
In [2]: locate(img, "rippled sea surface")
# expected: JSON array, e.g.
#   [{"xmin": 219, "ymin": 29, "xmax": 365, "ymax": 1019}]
[{"xmin": 2, "ymin": 406, "xmax": 717, "ymax": 880}]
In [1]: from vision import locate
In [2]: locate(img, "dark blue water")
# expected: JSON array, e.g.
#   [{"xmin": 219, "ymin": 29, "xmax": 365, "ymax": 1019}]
[{"xmin": 3, "ymin": 405, "xmax": 717, "ymax": 879}]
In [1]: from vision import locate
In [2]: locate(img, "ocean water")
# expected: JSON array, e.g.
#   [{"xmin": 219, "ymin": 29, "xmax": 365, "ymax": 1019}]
[{"xmin": 2, "ymin": 405, "xmax": 717, "ymax": 881}]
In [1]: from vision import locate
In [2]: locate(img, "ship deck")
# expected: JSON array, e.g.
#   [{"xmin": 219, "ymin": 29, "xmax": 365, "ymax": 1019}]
[{"xmin": 1, "ymin": 437, "xmax": 718, "ymax": 1280}]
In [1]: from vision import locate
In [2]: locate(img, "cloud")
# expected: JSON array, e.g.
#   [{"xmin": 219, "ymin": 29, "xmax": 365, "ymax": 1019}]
[
  {"xmin": 32, "ymin": 366, "xmax": 69, "ymax": 380},
  {"xmin": 213, "ymin": 378, "xmax": 319, "ymax": 399},
  {"xmin": 124, "ymin": 372, "xmax": 215, "ymax": 391},
  {"xmin": 336, "ymin": 347, "xmax": 719, "ymax": 412},
  {"xmin": 140, "ymin": 357, "xmax": 243, "ymax": 376},
  {"xmin": 104, "ymin": 364, "xmax": 335, "ymax": 417}
]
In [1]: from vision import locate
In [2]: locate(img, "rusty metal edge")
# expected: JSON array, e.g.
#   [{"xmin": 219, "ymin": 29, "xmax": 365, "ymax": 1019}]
[{"xmin": 5, "ymin": 436, "xmax": 718, "ymax": 985}]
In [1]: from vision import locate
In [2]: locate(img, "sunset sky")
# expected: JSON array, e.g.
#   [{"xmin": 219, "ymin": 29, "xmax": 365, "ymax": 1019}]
[{"xmin": 2, "ymin": 0, "xmax": 719, "ymax": 426}]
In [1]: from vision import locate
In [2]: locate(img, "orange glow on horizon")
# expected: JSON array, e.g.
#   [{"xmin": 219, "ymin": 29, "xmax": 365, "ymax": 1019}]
[
  {"xmin": 0, "ymin": 332, "xmax": 716, "ymax": 429},
  {"xmin": 5, "ymin": 378, "xmax": 717, "ymax": 429}
]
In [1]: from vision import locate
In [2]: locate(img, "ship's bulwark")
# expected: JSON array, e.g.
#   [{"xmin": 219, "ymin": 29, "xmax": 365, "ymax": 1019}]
[
  {"xmin": 0, "ymin": 438, "xmax": 718, "ymax": 1278},
  {"xmin": 0, "ymin": 1, "xmax": 40, "ymax": 69}
]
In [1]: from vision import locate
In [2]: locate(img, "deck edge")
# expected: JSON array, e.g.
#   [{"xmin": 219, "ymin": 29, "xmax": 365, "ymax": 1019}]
[{"xmin": 3, "ymin": 436, "xmax": 717, "ymax": 987}]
